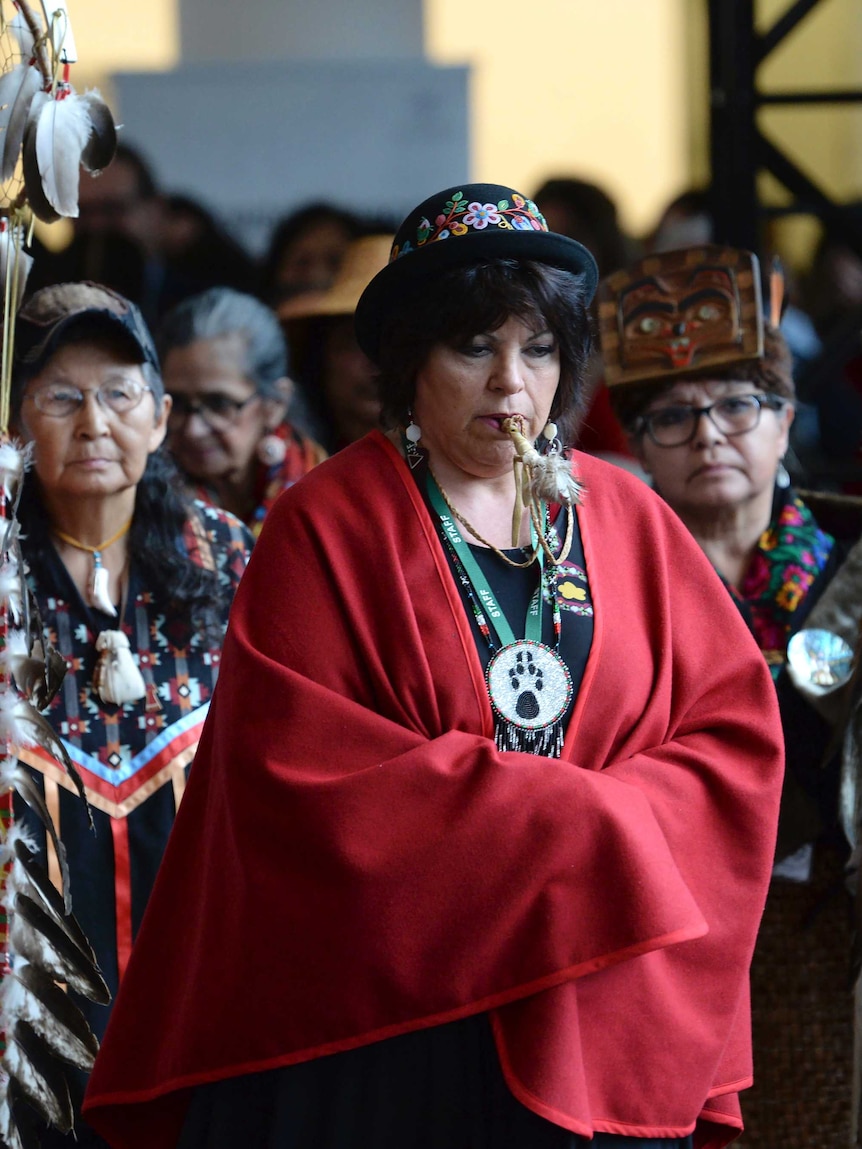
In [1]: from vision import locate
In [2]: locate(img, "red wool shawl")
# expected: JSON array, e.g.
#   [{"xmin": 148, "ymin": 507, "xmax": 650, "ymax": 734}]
[{"xmin": 84, "ymin": 432, "xmax": 783, "ymax": 1149}]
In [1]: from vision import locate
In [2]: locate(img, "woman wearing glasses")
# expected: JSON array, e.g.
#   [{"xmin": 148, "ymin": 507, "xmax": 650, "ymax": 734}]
[
  {"xmin": 601, "ymin": 247, "xmax": 853, "ymax": 1147},
  {"xmin": 158, "ymin": 288, "xmax": 326, "ymax": 537},
  {"xmin": 11, "ymin": 282, "xmax": 252, "ymax": 1148},
  {"xmin": 616, "ymin": 342, "xmax": 803, "ymax": 606},
  {"xmin": 601, "ymin": 250, "xmax": 837, "ymax": 780}
]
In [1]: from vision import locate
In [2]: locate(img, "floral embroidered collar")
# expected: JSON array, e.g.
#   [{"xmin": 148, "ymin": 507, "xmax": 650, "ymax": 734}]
[{"xmin": 725, "ymin": 488, "xmax": 834, "ymax": 678}]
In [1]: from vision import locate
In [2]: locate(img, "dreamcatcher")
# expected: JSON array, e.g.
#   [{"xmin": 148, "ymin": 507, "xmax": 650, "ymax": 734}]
[{"xmin": 0, "ymin": 2, "xmax": 117, "ymax": 1145}]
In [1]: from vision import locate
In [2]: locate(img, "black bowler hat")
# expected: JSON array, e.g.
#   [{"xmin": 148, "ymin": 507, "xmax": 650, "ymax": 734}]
[{"xmin": 355, "ymin": 183, "xmax": 599, "ymax": 362}]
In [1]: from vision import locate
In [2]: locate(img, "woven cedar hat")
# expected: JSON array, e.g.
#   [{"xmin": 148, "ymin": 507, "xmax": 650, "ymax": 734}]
[
  {"xmin": 597, "ymin": 245, "xmax": 764, "ymax": 388},
  {"xmin": 279, "ymin": 234, "xmax": 393, "ymax": 323},
  {"xmin": 355, "ymin": 183, "xmax": 599, "ymax": 362}
]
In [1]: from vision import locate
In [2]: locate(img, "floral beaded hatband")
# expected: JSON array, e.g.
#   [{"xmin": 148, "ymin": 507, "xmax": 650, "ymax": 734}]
[{"xmin": 354, "ymin": 183, "xmax": 599, "ymax": 362}]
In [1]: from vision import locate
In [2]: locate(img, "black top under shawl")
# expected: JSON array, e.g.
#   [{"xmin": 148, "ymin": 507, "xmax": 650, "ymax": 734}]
[
  {"xmin": 178, "ymin": 490, "xmax": 691, "ymax": 1149},
  {"xmin": 444, "ymin": 502, "xmax": 594, "ymax": 726}
]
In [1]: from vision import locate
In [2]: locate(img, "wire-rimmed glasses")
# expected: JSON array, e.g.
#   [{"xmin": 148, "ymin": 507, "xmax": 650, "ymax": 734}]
[{"xmin": 26, "ymin": 380, "xmax": 152, "ymax": 418}]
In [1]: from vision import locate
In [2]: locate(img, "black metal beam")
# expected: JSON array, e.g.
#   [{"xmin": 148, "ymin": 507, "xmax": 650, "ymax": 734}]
[
  {"xmin": 708, "ymin": 0, "xmax": 862, "ymax": 252},
  {"xmin": 707, "ymin": 0, "xmax": 759, "ymax": 249},
  {"xmin": 706, "ymin": 0, "xmax": 862, "ymax": 485},
  {"xmin": 759, "ymin": 90, "xmax": 862, "ymax": 105},
  {"xmin": 755, "ymin": 0, "xmax": 820, "ymax": 63},
  {"xmin": 757, "ymin": 132, "xmax": 862, "ymax": 261}
]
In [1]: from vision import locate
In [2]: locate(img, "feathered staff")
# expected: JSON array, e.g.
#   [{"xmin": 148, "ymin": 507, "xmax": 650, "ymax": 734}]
[
  {"xmin": 0, "ymin": 3, "xmax": 116, "ymax": 1144},
  {"xmin": 501, "ymin": 415, "xmax": 583, "ymax": 564}
]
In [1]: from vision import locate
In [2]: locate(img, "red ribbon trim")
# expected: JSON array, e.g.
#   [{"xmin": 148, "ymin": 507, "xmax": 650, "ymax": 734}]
[{"xmin": 110, "ymin": 816, "xmax": 133, "ymax": 981}]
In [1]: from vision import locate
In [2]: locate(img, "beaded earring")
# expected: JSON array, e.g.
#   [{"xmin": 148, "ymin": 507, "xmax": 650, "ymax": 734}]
[
  {"xmin": 542, "ymin": 420, "xmax": 560, "ymax": 453},
  {"xmin": 404, "ymin": 413, "xmax": 422, "ymax": 469}
]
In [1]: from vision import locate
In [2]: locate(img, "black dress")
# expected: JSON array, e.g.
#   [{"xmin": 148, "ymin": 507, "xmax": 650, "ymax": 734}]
[{"xmin": 180, "ymin": 1015, "xmax": 691, "ymax": 1149}]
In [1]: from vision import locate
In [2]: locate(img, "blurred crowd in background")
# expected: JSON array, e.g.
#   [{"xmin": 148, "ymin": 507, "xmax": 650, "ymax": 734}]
[{"xmin": 24, "ymin": 141, "xmax": 862, "ymax": 504}]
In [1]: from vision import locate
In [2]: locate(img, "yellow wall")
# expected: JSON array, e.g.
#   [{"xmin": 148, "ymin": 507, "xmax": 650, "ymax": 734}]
[
  {"xmin": 757, "ymin": 0, "xmax": 862, "ymax": 203},
  {"xmin": 41, "ymin": 0, "xmax": 862, "ymax": 263},
  {"xmin": 67, "ymin": 0, "xmax": 177, "ymax": 75},
  {"xmin": 60, "ymin": 0, "xmax": 177, "ymax": 102},
  {"xmin": 425, "ymin": 0, "xmax": 692, "ymax": 241},
  {"xmin": 68, "ymin": 0, "xmax": 695, "ymax": 243}
]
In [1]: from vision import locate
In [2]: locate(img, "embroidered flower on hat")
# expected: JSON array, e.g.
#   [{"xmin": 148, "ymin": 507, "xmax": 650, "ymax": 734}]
[
  {"xmin": 463, "ymin": 202, "xmax": 502, "ymax": 229},
  {"xmin": 391, "ymin": 189, "xmax": 550, "ymax": 261},
  {"xmin": 388, "ymin": 239, "xmax": 413, "ymax": 264}
]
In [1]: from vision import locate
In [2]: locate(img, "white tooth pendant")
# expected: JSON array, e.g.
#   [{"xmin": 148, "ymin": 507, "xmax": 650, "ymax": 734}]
[{"xmin": 90, "ymin": 552, "xmax": 117, "ymax": 616}]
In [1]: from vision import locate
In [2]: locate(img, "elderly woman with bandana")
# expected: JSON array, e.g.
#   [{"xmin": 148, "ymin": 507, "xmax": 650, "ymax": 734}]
[
  {"xmin": 85, "ymin": 187, "xmax": 782, "ymax": 1149},
  {"xmin": 10, "ymin": 283, "xmax": 252, "ymax": 1148}
]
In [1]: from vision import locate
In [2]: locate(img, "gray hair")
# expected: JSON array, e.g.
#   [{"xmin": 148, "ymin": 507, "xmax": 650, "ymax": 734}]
[{"xmin": 157, "ymin": 288, "xmax": 288, "ymax": 399}]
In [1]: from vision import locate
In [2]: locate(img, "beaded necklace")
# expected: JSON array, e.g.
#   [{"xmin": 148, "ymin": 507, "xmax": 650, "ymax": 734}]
[{"xmin": 426, "ymin": 471, "xmax": 571, "ymax": 757}]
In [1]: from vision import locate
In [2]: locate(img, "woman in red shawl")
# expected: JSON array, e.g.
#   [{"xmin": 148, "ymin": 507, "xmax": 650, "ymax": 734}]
[{"xmin": 84, "ymin": 185, "xmax": 783, "ymax": 1149}]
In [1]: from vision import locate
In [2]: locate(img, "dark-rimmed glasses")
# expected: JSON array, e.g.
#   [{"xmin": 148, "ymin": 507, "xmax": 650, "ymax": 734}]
[
  {"xmin": 26, "ymin": 380, "xmax": 152, "ymax": 418},
  {"xmin": 167, "ymin": 392, "xmax": 260, "ymax": 431},
  {"xmin": 638, "ymin": 393, "xmax": 786, "ymax": 447}
]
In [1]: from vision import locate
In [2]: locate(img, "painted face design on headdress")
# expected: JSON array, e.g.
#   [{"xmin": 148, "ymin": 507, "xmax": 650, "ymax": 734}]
[
  {"xmin": 598, "ymin": 246, "xmax": 763, "ymax": 387},
  {"xmin": 619, "ymin": 265, "xmax": 739, "ymax": 371}
]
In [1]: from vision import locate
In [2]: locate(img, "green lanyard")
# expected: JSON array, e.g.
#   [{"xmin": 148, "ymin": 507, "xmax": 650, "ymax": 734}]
[{"xmin": 426, "ymin": 472, "xmax": 543, "ymax": 648}]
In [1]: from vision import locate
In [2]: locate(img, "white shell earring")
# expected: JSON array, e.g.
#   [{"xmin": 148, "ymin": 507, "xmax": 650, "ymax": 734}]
[
  {"xmin": 257, "ymin": 434, "xmax": 287, "ymax": 467},
  {"xmin": 541, "ymin": 420, "xmax": 562, "ymax": 457},
  {"xmin": 404, "ymin": 413, "xmax": 422, "ymax": 469},
  {"xmin": 776, "ymin": 460, "xmax": 791, "ymax": 489}
]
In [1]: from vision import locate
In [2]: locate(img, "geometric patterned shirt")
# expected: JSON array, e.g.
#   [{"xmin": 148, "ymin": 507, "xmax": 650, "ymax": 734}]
[{"xmin": 15, "ymin": 501, "xmax": 252, "ymax": 1049}]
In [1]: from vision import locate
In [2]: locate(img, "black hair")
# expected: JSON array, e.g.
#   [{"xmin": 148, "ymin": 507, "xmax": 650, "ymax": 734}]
[
  {"xmin": 655, "ymin": 188, "xmax": 712, "ymax": 223},
  {"xmin": 289, "ymin": 313, "xmax": 354, "ymax": 452},
  {"xmin": 163, "ymin": 193, "xmax": 215, "ymax": 227},
  {"xmin": 533, "ymin": 177, "xmax": 629, "ymax": 278},
  {"xmin": 375, "ymin": 260, "xmax": 592, "ymax": 445},
  {"xmin": 128, "ymin": 451, "xmax": 228, "ymax": 639},
  {"xmin": 112, "ymin": 142, "xmax": 158, "ymax": 201},
  {"xmin": 18, "ymin": 450, "xmax": 228, "ymax": 641}
]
